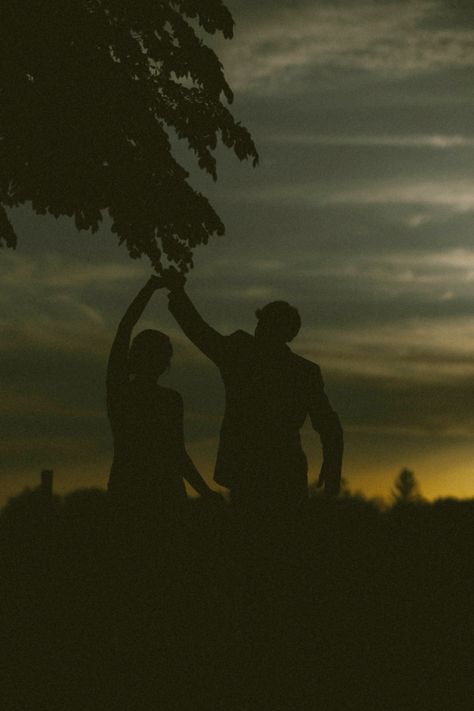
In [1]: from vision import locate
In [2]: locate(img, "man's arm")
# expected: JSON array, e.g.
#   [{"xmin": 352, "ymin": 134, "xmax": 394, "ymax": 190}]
[
  {"xmin": 106, "ymin": 276, "xmax": 161, "ymax": 412},
  {"xmin": 164, "ymin": 270, "xmax": 226, "ymax": 365},
  {"xmin": 308, "ymin": 365, "xmax": 344, "ymax": 497}
]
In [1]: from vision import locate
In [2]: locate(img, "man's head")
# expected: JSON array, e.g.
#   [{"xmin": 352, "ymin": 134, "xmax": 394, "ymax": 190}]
[
  {"xmin": 254, "ymin": 301, "xmax": 301, "ymax": 345},
  {"xmin": 129, "ymin": 329, "xmax": 173, "ymax": 378}
]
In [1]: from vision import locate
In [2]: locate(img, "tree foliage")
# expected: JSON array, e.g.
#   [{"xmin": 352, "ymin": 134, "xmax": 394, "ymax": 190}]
[{"xmin": 0, "ymin": 0, "xmax": 258, "ymax": 272}]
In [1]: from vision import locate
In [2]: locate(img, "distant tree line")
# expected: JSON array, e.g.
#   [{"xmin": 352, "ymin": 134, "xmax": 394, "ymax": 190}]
[{"xmin": 0, "ymin": 466, "xmax": 448, "ymax": 519}]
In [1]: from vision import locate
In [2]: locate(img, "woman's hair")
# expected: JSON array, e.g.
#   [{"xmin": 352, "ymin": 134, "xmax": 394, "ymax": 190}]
[{"xmin": 129, "ymin": 329, "xmax": 173, "ymax": 376}]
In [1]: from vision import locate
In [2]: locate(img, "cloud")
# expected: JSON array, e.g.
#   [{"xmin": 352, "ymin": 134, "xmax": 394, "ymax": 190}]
[
  {"xmin": 329, "ymin": 180, "xmax": 474, "ymax": 211},
  {"xmin": 0, "ymin": 318, "xmax": 109, "ymax": 357},
  {"xmin": 233, "ymin": 178, "xmax": 474, "ymax": 212},
  {"xmin": 222, "ymin": 0, "xmax": 474, "ymax": 93},
  {"xmin": 0, "ymin": 435, "xmax": 100, "ymax": 458},
  {"xmin": 0, "ymin": 390, "xmax": 103, "ymax": 418},
  {"xmin": 298, "ymin": 248, "xmax": 474, "ymax": 293},
  {"xmin": 0, "ymin": 250, "xmax": 151, "ymax": 356},
  {"xmin": 0, "ymin": 250, "xmax": 142, "ymax": 289},
  {"xmin": 300, "ymin": 314, "xmax": 474, "ymax": 382},
  {"xmin": 422, "ymin": 0, "xmax": 474, "ymax": 29},
  {"xmin": 264, "ymin": 133, "xmax": 474, "ymax": 149}
]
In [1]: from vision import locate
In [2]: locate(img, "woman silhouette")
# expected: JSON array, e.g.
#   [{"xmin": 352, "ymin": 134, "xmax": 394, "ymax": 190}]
[{"xmin": 106, "ymin": 276, "xmax": 218, "ymax": 522}]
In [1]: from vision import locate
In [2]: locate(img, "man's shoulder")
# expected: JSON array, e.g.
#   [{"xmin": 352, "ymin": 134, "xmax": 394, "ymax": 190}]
[
  {"xmin": 158, "ymin": 386, "xmax": 183, "ymax": 404},
  {"xmin": 290, "ymin": 351, "xmax": 322, "ymax": 379},
  {"xmin": 219, "ymin": 331, "xmax": 255, "ymax": 365}
]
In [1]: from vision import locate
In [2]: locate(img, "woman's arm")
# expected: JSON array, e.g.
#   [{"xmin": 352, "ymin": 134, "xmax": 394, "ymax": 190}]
[
  {"xmin": 173, "ymin": 391, "xmax": 221, "ymax": 499},
  {"xmin": 106, "ymin": 276, "xmax": 162, "ymax": 413},
  {"xmin": 182, "ymin": 454, "xmax": 220, "ymax": 499}
]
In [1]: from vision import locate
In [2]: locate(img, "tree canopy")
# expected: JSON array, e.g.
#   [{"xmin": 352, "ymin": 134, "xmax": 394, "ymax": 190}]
[{"xmin": 0, "ymin": 0, "xmax": 258, "ymax": 272}]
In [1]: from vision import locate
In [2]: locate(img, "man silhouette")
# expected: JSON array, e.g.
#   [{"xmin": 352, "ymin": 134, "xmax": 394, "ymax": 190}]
[{"xmin": 161, "ymin": 270, "xmax": 343, "ymax": 515}]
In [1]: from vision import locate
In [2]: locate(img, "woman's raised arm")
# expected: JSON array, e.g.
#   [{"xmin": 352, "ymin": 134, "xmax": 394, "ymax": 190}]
[{"xmin": 106, "ymin": 276, "xmax": 162, "ymax": 411}]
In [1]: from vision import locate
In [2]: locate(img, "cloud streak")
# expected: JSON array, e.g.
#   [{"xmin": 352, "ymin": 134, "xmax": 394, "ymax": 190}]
[
  {"xmin": 302, "ymin": 315, "xmax": 474, "ymax": 381},
  {"xmin": 232, "ymin": 178, "xmax": 474, "ymax": 212},
  {"xmin": 0, "ymin": 251, "xmax": 142, "ymax": 289},
  {"xmin": 264, "ymin": 133, "xmax": 474, "ymax": 149},
  {"xmin": 223, "ymin": 1, "xmax": 474, "ymax": 93}
]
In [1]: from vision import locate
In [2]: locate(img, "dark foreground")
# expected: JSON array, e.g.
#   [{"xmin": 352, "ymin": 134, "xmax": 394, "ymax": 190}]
[{"xmin": 1, "ymin": 489, "xmax": 472, "ymax": 711}]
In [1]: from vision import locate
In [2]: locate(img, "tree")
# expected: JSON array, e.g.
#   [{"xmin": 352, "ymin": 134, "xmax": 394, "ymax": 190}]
[
  {"xmin": 392, "ymin": 468, "xmax": 423, "ymax": 505},
  {"xmin": 0, "ymin": 1, "xmax": 258, "ymax": 272}
]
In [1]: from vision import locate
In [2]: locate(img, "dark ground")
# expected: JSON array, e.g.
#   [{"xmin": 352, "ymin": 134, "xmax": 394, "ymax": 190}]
[{"xmin": 1, "ymin": 488, "xmax": 472, "ymax": 711}]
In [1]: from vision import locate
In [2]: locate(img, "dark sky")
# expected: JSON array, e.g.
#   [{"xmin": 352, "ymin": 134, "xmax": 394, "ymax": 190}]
[{"xmin": 1, "ymin": 0, "xmax": 474, "ymax": 503}]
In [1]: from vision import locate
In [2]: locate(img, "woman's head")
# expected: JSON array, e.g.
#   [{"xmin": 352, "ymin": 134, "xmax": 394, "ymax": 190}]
[{"xmin": 129, "ymin": 329, "xmax": 173, "ymax": 378}]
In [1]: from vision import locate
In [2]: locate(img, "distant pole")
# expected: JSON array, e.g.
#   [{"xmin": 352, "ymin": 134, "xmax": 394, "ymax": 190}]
[{"xmin": 40, "ymin": 469, "xmax": 53, "ymax": 500}]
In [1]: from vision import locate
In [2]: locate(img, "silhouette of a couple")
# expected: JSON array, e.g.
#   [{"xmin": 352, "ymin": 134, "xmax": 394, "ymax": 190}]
[{"xmin": 107, "ymin": 272, "xmax": 343, "ymax": 521}]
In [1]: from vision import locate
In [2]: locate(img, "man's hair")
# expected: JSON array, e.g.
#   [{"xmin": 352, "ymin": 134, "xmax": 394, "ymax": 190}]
[{"xmin": 255, "ymin": 301, "xmax": 301, "ymax": 342}]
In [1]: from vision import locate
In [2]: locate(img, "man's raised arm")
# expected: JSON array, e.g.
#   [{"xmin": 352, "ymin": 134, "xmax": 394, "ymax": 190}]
[{"xmin": 163, "ymin": 269, "xmax": 226, "ymax": 365}]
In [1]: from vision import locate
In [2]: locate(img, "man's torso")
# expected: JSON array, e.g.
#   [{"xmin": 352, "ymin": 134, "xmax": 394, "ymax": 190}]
[{"xmin": 214, "ymin": 331, "xmax": 317, "ymax": 488}]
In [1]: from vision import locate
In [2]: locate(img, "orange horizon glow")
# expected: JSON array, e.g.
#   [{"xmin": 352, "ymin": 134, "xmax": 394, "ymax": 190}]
[{"xmin": 2, "ymin": 444, "xmax": 473, "ymax": 509}]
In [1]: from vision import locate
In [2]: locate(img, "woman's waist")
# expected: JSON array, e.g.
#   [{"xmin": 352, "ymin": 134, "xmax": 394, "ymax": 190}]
[{"xmin": 109, "ymin": 454, "xmax": 185, "ymax": 481}]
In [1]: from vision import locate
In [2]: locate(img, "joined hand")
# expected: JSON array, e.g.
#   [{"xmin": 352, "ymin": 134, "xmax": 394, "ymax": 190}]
[
  {"xmin": 161, "ymin": 267, "xmax": 186, "ymax": 292},
  {"xmin": 203, "ymin": 489, "xmax": 225, "ymax": 504},
  {"xmin": 148, "ymin": 275, "xmax": 165, "ymax": 290}
]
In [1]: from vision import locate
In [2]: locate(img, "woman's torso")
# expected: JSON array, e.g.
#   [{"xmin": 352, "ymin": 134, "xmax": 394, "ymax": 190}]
[{"xmin": 108, "ymin": 380, "xmax": 186, "ymax": 510}]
